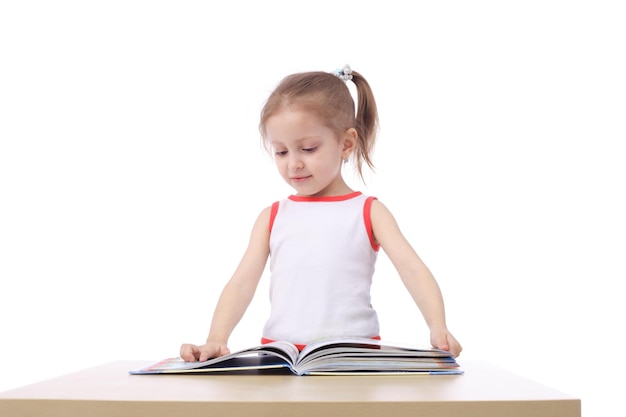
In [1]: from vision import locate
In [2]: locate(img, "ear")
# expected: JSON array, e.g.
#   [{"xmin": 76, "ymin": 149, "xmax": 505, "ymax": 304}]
[{"xmin": 341, "ymin": 128, "xmax": 358, "ymax": 159}]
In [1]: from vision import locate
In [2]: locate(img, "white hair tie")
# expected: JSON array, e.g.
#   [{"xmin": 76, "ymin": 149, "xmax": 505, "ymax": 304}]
[{"xmin": 333, "ymin": 64, "xmax": 353, "ymax": 81}]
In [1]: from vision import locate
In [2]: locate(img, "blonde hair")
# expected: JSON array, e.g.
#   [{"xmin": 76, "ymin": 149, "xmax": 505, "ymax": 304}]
[{"xmin": 259, "ymin": 69, "xmax": 379, "ymax": 181}]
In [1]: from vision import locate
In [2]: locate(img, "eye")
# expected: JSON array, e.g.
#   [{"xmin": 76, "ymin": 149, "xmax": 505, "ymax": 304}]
[
  {"xmin": 302, "ymin": 147, "xmax": 317, "ymax": 153},
  {"xmin": 274, "ymin": 150, "xmax": 288, "ymax": 157}
]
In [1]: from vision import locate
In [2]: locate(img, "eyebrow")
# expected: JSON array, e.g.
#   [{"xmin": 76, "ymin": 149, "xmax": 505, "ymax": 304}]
[{"xmin": 270, "ymin": 136, "xmax": 322, "ymax": 146}]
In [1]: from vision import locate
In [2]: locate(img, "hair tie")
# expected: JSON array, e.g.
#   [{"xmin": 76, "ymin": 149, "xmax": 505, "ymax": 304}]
[{"xmin": 333, "ymin": 64, "xmax": 353, "ymax": 82}]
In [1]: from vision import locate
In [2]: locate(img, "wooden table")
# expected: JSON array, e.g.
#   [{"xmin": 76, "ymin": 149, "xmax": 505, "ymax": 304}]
[{"xmin": 0, "ymin": 360, "xmax": 580, "ymax": 417}]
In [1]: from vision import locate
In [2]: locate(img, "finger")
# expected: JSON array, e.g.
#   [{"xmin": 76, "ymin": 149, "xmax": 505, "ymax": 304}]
[
  {"xmin": 199, "ymin": 347, "xmax": 216, "ymax": 362},
  {"xmin": 432, "ymin": 336, "xmax": 449, "ymax": 352},
  {"xmin": 179, "ymin": 344, "xmax": 194, "ymax": 362},
  {"xmin": 187, "ymin": 345, "xmax": 203, "ymax": 362},
  {"xmin": 199, "ymin": 346, "xmax": 230, "ymax": 362},
  {"xmin": 451, "ymin": 341, "xmax": 462, "ymax": 357}
]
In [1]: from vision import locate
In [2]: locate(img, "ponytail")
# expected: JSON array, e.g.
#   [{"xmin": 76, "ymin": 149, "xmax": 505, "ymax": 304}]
[{"xmin": 350, "ymin": 70, "xmax": 379, "ymax": 179}]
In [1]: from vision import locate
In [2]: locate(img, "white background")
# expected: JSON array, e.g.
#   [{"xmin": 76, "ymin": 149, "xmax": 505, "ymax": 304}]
[{"xmin": 1, "ymin": 1, "xmax": 624, "ymax": 415}]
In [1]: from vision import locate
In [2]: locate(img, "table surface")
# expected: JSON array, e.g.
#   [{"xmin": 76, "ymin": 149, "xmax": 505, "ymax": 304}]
[{"xmin": 0, "ymin": 359, "xmax": 580, "ymax": 417}]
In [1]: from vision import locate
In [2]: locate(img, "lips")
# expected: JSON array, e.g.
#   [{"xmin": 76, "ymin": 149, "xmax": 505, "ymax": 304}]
[{"xmin": 291, "ymin": 175, "xmax": 312, "ymax": 182}]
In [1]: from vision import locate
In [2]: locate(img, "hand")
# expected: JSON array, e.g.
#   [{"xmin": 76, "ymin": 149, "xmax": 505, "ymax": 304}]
[
  {"xmin": 430, "ymin": 328, "xmax": 462, "ymax": 357},
  {"xmin": 180, "ymin": 342, "xmax": 231, "ymax": 362}
]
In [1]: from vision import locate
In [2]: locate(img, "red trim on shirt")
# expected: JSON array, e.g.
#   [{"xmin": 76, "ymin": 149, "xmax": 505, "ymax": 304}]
[
  {"xmin": 261, "ymin": 336, "xmax": 382, "ymax": 352},
  {"xmin": 364, "ymin": 197, "xmax": 380, "ymax": 251},
  {"xmin": 261, "ymin": 337, "xmax": 308, "ymax": 351},
  {"xmin": 288, "ymin": 191, "xmax": 362, "ymax": 202},
  {"xmin": 269, "ymin": 201, "xmax": 279, "ymax": 232}
]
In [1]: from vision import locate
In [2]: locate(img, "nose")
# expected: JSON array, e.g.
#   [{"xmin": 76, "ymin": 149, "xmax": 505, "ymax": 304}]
[{"xmin": 288, "ymin": 154, "xmax": 303, "ymax": 171}]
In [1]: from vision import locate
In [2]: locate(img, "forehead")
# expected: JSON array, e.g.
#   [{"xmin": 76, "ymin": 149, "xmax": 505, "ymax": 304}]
[{"xmin": 265, "ymin": 108, "xmax": 334, "ymax": 144}]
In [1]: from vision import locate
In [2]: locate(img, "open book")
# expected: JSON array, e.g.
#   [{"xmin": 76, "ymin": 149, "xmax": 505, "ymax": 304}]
[{"xmin": 129, "ymin": 337, "xmax": 463, "ymax": 376}]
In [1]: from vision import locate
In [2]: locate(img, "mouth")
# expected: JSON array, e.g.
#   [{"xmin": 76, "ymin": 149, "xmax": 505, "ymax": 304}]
[{"xmin": 290, "ymin": 175, "xmax": 312, "ymax": 183}]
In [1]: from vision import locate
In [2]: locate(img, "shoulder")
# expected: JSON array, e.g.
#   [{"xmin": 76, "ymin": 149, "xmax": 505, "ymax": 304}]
[
  {"xmin": 369, "ymin": 198, "xmax": 395, "ymax": 220},
  {"xmin": 256, "ymin": 205, "xmax": 273, "ymax": 224},
  {"xmin": 369, "ymin": 199, "xmax": 403, "ymax": 244},
  {"xmin": 247, "ymin": 205, "xmax": 273, "ymax": 237}
]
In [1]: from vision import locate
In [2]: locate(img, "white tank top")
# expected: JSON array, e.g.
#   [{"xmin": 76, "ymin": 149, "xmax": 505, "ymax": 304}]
[{"xmin": 262, "ymin": 191, "xmax": 381, "ymax": 345}]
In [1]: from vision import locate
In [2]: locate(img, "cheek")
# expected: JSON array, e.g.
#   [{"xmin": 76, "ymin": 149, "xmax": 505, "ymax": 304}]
[
  {"xmin": 323, "ymin": 152, "xmax": 344, "ymax": 170},
  {"xmin": 274, "ymin": 158, "xmax": 287, "ymax": 172}
]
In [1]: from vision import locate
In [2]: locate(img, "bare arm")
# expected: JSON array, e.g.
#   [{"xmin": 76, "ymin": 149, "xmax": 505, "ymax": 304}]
[
  {"xmin": 180, "ymin": 206, "xmax": 271, "ymax": 361},
  {"xmin": 370, "ymin": 200, "xmax": 462, "ymax": 356}
]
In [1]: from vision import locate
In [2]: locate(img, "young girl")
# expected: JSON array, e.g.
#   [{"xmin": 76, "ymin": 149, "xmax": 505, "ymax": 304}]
[{"xmin": 180, "ymin": 65, "xmax": 462, "ymax": 361}]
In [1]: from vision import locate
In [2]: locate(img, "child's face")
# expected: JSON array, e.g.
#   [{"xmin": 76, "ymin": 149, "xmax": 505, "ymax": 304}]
[{"xmin": 266, "ymin": 108, "xmax": 352, "ymax": 197}]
